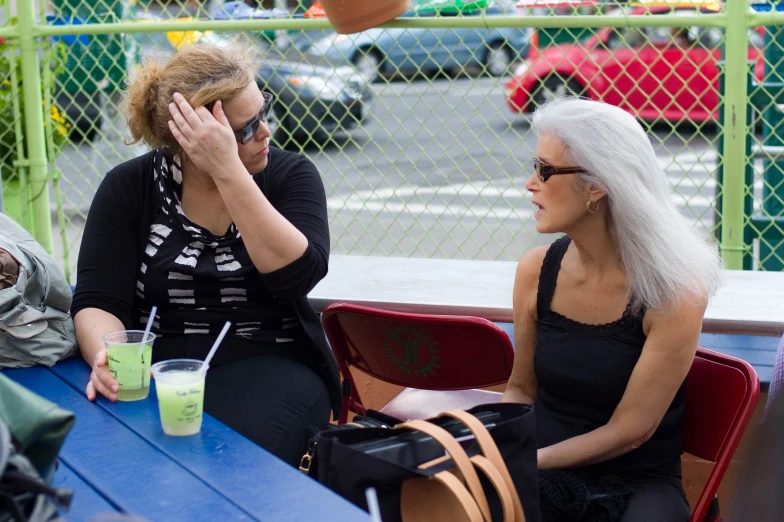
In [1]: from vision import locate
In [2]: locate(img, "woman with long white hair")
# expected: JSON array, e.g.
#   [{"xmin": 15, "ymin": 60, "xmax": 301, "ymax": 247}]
[{"xmin": 502, "ymin": 97, "xmax": 720, "ymax": 521}]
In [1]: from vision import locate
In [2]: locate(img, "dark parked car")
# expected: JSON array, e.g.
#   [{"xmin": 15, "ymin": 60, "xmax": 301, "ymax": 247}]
[
  {"xmin": 301, "ymin": 0, "xmax": 532, "ymax": 82},
  {"xmin": 134, "ymin": 15, "xmax": 373, "ymax": 147},
  {"xmin": 48, "ymin": 12, "xmax": 373, "ymax": 147}
]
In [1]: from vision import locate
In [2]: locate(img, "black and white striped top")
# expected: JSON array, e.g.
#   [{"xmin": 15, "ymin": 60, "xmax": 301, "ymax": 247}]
[
  {"xmin": 134, "ymin": 150, "xmax": 301, "ymax": 343},
  {"xmin": 73, "ymin": 146, "xmax": 340, "ymax": 411}
]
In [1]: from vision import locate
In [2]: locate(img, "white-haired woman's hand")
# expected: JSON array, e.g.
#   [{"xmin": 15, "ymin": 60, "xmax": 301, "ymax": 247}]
[{"xmin": 167, "ymin": 92, "xmax": 246, "ymax": 181}]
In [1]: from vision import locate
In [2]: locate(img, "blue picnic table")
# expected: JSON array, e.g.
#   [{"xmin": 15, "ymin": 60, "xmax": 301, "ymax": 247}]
[{"xmin": 2, "ymin": 358, "xmax": 371, "ymax": 522}]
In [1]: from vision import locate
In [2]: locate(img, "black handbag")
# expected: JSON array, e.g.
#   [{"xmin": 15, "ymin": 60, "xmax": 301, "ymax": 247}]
[{"xmin": 304, "ymin": 402, "xmax": 540, "ymax": 522}]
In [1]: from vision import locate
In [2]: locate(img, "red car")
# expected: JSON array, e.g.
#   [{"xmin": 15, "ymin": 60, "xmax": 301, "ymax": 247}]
[{"xmin": 505, "ymin": 1, "xmax": 764, "ymax": 122}]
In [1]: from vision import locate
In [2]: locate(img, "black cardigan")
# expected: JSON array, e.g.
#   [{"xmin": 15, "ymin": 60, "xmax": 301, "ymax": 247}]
[{"xmin": 71, "ymin": 147, "xmax": 342, "ymax": 418}]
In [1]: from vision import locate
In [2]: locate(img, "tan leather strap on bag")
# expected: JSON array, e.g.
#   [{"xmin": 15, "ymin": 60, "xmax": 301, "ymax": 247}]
[
  {"xmin": 398, "ymin": 419, "xmax": 492, "ymax": 522},
  {"xmin": 439, "ymin": 410, "xmax": 526, "ymax": 522},
  {"xmin": 469, "ymin": 454, "xmax": 515, "ymax": 522},
  {"xmin": 420, "ymin": 453, "xmax": 515, "ymax": 522},
  {"xmin": 401, "ymin": 471, "xmax": 483, "ymax": 522}
]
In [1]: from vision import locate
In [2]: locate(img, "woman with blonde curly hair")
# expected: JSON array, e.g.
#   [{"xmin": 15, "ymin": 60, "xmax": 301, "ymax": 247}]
[{"xmin": 72, "ymin": 42, "xmax": 339, "ymax": 465}]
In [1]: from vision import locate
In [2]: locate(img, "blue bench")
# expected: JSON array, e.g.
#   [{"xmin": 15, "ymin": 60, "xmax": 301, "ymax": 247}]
[
  {"xmin": 3, "ymin": 359, "xmax": 371, "ymax": 522},
  {"xmin": 695, "ymin": 333, "xmax": 779, "ymax": 390},
  {"xmin": 310, "ymin": 255, "xmax": 784, "ymax": 391},
  {"xmin": 492, "ymin": 322, "xmax": 780, "ymax": 390},
  {"xmin": 68, "ymin": 255, "xmax": 783, "ymax": 387}
]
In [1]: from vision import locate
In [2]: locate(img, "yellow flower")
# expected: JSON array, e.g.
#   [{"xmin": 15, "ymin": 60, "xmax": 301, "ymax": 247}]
[{"xmin": 47, "ymin": 104, "xmax": 68, "ymax": 127}]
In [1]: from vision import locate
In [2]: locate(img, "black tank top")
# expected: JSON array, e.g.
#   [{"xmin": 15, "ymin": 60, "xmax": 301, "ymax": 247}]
[{"xmin": 533, "ymin": 236, "xmax": 685, "ymax": 472}]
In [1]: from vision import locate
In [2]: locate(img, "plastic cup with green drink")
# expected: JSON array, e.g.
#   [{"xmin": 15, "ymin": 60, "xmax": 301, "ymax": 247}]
[
  {"xmin": 151, "ymin": 359, "xmax": 207, "ymax": 436},
  {"xmin": 151, "ymin": 321, "xmax": 231, "ymax": 436},
  {"xmin": 104, "ymin": 330, "xmax": 156, "ymax": 401}
]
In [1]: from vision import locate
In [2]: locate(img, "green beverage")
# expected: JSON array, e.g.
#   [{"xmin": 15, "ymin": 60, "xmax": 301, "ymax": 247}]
[
  {"xmin": 104, "ymin": 330, "xmax": 156, "ymax": 401},
  {"xmin": 151, "ymin": 359, "xmax": 206, "ymax": 436}
]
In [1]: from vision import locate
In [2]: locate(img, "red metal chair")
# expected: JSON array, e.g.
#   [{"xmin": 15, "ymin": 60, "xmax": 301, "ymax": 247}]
[
  {"xmin": 321, "ymin": 303, "xmax": 515, "ymax": 424},
  {"xmin": 323, "ymin": 305, "xmax": 759, "ymax": 520},
  {"xmin": 374, "ymin": 346, "xmax": 759, "ymax": 522},
  {"xmin": 684, "ymin": 347, "xmax": 760, "ymax": 522}
]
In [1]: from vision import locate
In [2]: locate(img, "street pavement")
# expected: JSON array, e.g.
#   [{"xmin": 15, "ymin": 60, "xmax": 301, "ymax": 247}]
[{"xmin": 51, "ymin": 76, "xmax": 733, "ymax": 279}]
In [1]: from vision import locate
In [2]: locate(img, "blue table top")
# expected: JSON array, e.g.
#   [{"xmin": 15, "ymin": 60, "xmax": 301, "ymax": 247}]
[
  {"xmin": 6, "ymin": 330, "xmax": 777, "ymax": 520},
  {"xmin": 4, "ymin": 359, "xmax": 371, "ymax": 522},
  {"xmin": 53, "ymin": 460, "xmax": 119, "ymax": 519}
]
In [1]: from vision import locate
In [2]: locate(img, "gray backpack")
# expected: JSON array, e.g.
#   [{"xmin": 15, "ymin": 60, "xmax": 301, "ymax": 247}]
[{"xmin": 0, "ymin": 213, "xmax": 76, "ymax": 368}]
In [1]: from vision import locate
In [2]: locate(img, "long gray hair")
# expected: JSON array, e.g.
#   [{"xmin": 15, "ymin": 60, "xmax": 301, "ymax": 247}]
[{"xmin": 532, "ymin": 97, "xmax": 721, "ymax": 312}]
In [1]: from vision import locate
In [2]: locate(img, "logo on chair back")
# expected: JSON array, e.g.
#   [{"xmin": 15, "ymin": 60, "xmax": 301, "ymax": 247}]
[{"xmin": 383, "ymin": 326, "xmax": 442, "ymax": 377}]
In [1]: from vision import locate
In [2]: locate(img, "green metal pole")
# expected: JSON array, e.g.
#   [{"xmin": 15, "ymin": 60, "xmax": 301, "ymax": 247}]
[
  {"xmin": 719, "ymin": 0, "xmax": 751, "ymax": 269},
  {"xmin": 41, "ymin": 0, "xmax": 71, "ymax": 282},
  {"xmin": 30, "ymin": 12, "xmax": 730, "ymax": 38},
  {"xmin": 18, "ymin": 0, "xmax": 53, "ymax": 253},
  {"xmin": 716, "ymin": 62, "xmax": 754, "ymax": 271},
  {"xmin": 743, "ymin": 69, "xmax": 755, "ymax": 271},
  {"xmin": 8, "ymin": 40, "xmax": 29, "ymax": 230}
]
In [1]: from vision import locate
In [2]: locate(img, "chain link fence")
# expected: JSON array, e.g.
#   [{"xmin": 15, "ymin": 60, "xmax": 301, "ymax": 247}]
[
  {"xmin": 748, "ymin": 9, "xmax": 784, "ymax": 272},
  {"xmin": 1, "ymin": 0, "xmax": 781, "ymax": 282}
]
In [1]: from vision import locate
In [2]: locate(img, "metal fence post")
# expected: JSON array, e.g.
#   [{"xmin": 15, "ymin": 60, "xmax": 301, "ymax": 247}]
[
  {"xmin": 720, "ymin": 0, "xmax": 752, "ymax": 269},
  {"xmin": 18, "ymin": 0, "xmax": 53, "ymax": 252},
  {"xmin": 716, "ymin": 61, "xmax": 755, "ymax": 270}
]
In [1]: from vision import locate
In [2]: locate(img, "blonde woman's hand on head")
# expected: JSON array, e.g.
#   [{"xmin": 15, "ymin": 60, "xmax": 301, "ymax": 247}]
[{"xmin": 168, "ymin": 93, "xmax": 245, "ymax": 182}]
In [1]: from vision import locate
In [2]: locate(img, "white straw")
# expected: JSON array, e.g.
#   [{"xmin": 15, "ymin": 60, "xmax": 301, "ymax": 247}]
[
  {"xmin": 138, "ymin": 305, "xmax": 157, "ymax": 355},
  {"xmin": 365, "ymin": 488, "xmax": 382, "ymax": 522},
  {"xmin": 200, "ymin": 321, "xmax": 231, "ymax": 372}
]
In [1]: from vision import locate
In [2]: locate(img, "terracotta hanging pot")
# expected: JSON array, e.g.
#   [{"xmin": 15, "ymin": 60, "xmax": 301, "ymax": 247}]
[{"xmin": 318, "ymin": 0, "xmax": 411, "ymax": 34}]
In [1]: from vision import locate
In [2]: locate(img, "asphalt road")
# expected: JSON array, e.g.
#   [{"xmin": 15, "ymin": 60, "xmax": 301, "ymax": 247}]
[{"xmin": 51, "ymin": 75, "xmax": 727, "ymax": 278}]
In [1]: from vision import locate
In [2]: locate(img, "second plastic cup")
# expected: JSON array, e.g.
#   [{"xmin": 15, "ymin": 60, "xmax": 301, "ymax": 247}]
[
  {"xmin": 151, "ymin": 359, "xmax": 207, "ymax": 436},
  {"xmin": 104, "ymin": 330, "xmax": 156, "ymax": 401}
]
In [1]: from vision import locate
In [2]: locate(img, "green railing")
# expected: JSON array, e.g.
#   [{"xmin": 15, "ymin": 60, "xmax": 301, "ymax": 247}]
[{"xmin": 2, "ymin": 0, "xmax": 783, "ymax": 281}]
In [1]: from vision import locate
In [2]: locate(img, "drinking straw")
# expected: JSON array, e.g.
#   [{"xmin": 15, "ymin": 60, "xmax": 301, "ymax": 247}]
[
  {"xmin": 200, "ymin": 321, "xmax": 232, "ymax": 372},
  {"xmin": 365, "ymin": 488, "xmax": 382, "ymax": 522},
  {"xmin": 138, "ymin": 305, "xmax": 158, "ymax": 355}
]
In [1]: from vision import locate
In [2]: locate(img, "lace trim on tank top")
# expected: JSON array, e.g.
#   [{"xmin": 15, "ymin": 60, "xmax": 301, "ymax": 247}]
[{"xmin": 537, "ymin": 236, "xmax": 643, "ymax": 335}]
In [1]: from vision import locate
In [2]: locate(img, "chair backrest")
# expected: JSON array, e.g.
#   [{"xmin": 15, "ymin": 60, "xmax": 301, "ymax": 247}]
[
  {"xmin": 322, "ymin": 303, "xmax": 515, "ymax": 390},
  {"xmin": 683, "ymin": 347, "xmax": 760, "ymax": 522}
]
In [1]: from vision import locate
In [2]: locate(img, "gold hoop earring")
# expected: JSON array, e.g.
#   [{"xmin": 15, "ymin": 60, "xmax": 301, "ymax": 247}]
[{"xmin": 586, "ymin": 200, "xmax": 599, "ymax": 214}]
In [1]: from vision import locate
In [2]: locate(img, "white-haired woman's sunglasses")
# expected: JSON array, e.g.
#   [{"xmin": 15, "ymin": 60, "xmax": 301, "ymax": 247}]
[{"xmin": 533, "ymin": 158, "xmax": 585, "ymax": 182}]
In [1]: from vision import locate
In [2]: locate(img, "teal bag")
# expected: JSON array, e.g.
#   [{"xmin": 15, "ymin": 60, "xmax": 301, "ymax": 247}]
[
  {"xmin": 0, "ymin": 374, "xmax": 75, "ymax": 521},
  {"xmin": 0, "ymin": 374, "xmax": 75, "ymax": 483}
]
